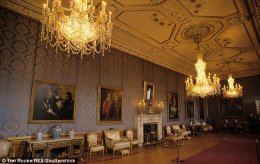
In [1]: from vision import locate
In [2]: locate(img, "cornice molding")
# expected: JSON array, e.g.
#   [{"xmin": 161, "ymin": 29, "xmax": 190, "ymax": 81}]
[
  {"xmin": 0, "ymin": 0, "xmax": 41, "ymax": 20},
  {"xmin": 1, "ymin": 0, "xmax": 259, "ymax": 79}
]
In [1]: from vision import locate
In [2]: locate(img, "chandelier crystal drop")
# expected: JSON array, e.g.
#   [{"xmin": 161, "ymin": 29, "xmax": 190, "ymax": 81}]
[
  {"xmin": 222, "ymin": 74, "xmax": 243, "ymax": 98},
  {"xmin": 185, "ymin": 53, "xmax": 221, "ymax": 98},
  {"xmin": 41, "ymin": 0, "xmax": 113, "ymax": 58}
]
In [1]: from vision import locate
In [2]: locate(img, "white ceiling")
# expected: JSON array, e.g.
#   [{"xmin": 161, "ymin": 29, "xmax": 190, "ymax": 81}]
[{"xmin": 1, "ymin": 0, "xmax": 260, "ymax": 79}]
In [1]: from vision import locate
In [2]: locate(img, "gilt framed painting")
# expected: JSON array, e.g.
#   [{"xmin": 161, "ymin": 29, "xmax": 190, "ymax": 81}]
[
  {"xmin": 219, "ymin": 98, "xmax": 244, "ymax": 117},
  {"xmin": 167, "ymin": 91, "xmax": 179, "ymax": 121},
  {"xmin": 29, "ymin": 80, "xmax": 77, "ymax": 123},
  {"xmin": 97, "ymin": 85, "xmax": 123, "ymax": 124},
  {"xmin": 186, "ymin": 100, "xmax": 195, "ymax": 119},
  {"xmin": 144, "ymin": 81, "xmax": 154, "ymax": 101}
]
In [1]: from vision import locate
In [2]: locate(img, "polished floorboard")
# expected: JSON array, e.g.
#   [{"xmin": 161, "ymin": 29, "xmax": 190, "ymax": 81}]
[{"xmin": 80, "ymin": 133, "xmax": 251, "ymax": 164}]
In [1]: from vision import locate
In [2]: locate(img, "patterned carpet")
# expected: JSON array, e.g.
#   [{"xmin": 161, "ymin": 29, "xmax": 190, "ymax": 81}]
[{"xmin": 178, "ymin": 135, "xmax": 259, "ymax": 164}]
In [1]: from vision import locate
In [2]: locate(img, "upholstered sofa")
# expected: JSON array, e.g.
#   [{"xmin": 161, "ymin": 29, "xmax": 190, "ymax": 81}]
[
  {"xmin": 104, "ymin": 129, "xmax": 130, "ymax": 155},
  {"xmin": 172, "ymin": 124, "xmax": 191, "ymax": 139}
]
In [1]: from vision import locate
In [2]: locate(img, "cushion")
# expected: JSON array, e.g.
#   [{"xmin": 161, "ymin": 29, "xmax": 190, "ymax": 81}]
[
  {"xmin": 106, "ymin": 131, "xmax": 121, "ymax": 142},
  {"xmin": 90, "ymin": 145, "xmax": 104, "ymax": 152},
  {"xmin": 172, "ymin": 125, "xmax": 181, "ymax": 131},
  {"xmin": 114, "ymin": 140, "xmax": 130, "ymax": 147},
  {"xmin": 87, "ymin": 133, "xmax": 98, "ymax": 145}
]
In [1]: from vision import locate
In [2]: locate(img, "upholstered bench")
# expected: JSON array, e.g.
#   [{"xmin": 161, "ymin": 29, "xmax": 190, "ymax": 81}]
[{"xmin": 118, "ymin": 149, "xmax": 129, "ymax": 156}]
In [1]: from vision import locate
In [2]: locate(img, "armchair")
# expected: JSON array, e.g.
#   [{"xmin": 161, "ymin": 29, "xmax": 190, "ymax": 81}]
[
  {"xmin": 181, "ymin": 124, "xmax": 191, "ymax": 139},
  {"xmin": 104, "ymin": 130, "xmax": 130, "ymax": 155},
  {"xmin": 165, "ymin": 125, "xmax": 184, "ymax": 147},
  {"xmin": 126, "ymin": 129, "xmax": 139, "ymax": 150},
  {"xmin": 172, "ymin": 124, "xmax": 188, "ymax": 136},
  {"xmin": 201, "ymin": 122, "xmax": 209, "ymax": 134},
  {"xmin": 0, "ymin": 139, "xmax": 11, "ymax": 158},
  {"xmin": 86, "ymin": 132, "xmax": 105, "ymax": 158},
  {"xmin": 207, "ymin": 124, "xmax": 214, "ymax": 133}
]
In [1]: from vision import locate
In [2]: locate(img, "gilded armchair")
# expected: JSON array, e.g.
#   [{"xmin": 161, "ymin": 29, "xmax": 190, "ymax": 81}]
[
  {"xmin": 201, "ymin": 122, "xmax": 209, "ymax": 134},
  {"xmin": 104, "ymin": 130, "xmax": 130, "ymax": 155},
  {"xmin": 171, "ymin": 125, "xmax": 188, "ymax": 143},
  {"xmin": 164, "ymin": 125, "xmax": 184, "ymax": 147},
  {"xmin": 86, "ymin": 132, "xmax": 105, "ymax": 158},
  {"xmin": 126, "ymin": 129, "xmax": 139, "ymax": 150},
  {"xmin": 181, "ymin": 124, "xmax": 192, "ymax": 139},
  {"xmin": 0, "ymin": 139, "xmax": 11, "ymax": 158}
]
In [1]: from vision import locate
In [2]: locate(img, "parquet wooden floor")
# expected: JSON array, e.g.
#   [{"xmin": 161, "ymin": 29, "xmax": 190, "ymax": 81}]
[{"xmin": 80, "ymin": 133, "xmax": 237, "ymax": 164}]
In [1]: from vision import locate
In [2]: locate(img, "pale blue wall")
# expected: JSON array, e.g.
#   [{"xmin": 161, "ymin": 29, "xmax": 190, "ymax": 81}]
[{"xmin": 0, "ymin": 7, "xmax": 198, "ymax": 138}]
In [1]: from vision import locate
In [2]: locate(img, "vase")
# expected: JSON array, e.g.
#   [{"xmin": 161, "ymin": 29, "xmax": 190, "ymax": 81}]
[
  {"xmin": 52, "ymin": 125, "xmax": 63, "ymax": 139},
  {"xmin": 69, "ymin": 130, "xmax": 74, "ymax": 138},
  {"xmin": 36, "ymin": 131, "xmax": 43, "ymax": 141}
]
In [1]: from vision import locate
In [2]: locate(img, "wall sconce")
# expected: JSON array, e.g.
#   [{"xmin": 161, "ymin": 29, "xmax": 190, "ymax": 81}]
[
  {"xmin": 157, "ymin": 101, "xmax": 164, "ymax": 113},
  {"xmin": 138, "ymin": 99, "xmax": 146, "ymax": 113},
  {"xmin": 137, "ymin": 99, "xmax": 164, "ymax": 114}
]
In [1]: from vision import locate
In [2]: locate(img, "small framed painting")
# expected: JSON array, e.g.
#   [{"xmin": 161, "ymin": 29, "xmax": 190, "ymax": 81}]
[{"xmin": 144, "ymin": 81, "xmax": 154, "ymax": 100}]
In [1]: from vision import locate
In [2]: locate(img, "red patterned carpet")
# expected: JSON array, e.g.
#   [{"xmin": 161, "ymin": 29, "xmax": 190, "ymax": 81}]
[{"xmin": 179, "ymin": 135, "xmax": 259, "ymax": 164}]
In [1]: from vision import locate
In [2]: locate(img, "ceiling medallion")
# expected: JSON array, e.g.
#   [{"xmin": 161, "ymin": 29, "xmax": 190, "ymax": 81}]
[{"xmin": 182, "ymin": 23, "xmax": 214, "ymax": 41}]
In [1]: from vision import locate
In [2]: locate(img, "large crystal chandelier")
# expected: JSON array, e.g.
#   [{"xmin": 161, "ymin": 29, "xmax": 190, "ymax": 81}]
[
  {"xmin": 185, "ymin": 36, "xmax": 221, "ymax": 98},
  {"xmin": 222, "ymin": 64, "xmax": 243, "ymax": 98},
  {"xmin": 41, "ymin": 0, "xmax": 113, "ymax": 58}
]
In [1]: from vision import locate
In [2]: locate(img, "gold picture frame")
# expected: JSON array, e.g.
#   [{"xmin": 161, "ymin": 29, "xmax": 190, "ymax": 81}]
[
  {"xmin": 144, "ymin": 81, "xmax": 154, "ymax": 100},
  {"xmin": 219, "ymin": 98, "xmax": 244, "ymax": 117},
  {"xmin": 97, "ymin": 85, "xmax": 123, "ymax": 124},
  {"xmin": 167, "ymin": 91, "xmax": 179, "ymax": 121},
  {"xmin": 186, "ymin": 100, "xmax": 195, "ymax": 119},
  {"xmin": 29, "ymin": 80, "xmax": 77, "ymax": 123}
]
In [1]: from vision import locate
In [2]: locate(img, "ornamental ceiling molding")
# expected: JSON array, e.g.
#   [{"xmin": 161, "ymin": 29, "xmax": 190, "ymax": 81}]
[
  {"xmin": 1, "ymin": 0, "xmax": 260, "ymax": 78},
  {"xmin": 0, "ymin": 0, "xmax": 41, "ymax": 20}
]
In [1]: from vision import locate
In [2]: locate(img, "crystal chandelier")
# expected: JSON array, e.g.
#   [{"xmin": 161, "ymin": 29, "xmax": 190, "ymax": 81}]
[
  {"xmin": 222, "ymin": 64, "xmax": 243, "ymax": 98},
  {"xmin": 41, "ymin": 0, "xmax": 113, "ymax": 58},
  {"xmin": 185, "ymin": 36, "xmax": 221, "ymax": 98}
]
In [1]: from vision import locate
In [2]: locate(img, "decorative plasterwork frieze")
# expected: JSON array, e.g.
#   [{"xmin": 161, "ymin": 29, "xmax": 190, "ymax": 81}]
[{"xmin": 0, "ymin": 0, "xmax": 42, "ymax": 20}]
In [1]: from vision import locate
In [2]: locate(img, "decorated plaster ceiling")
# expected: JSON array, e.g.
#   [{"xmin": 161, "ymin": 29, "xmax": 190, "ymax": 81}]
[{"xmin": 1, "ymin": 0, "xmax": 260, "ymax": 79}]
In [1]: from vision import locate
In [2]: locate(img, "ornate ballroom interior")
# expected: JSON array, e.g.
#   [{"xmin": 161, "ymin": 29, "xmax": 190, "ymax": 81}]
[{"xmin": 0, "ymin": 0, "xmax": 260, "ymax": 163}]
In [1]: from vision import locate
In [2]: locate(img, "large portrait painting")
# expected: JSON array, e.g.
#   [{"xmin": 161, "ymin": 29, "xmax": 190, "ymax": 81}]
[
  {"xmin": 144, "ymin": 81, "xmax": 154, "ymax": 100},
  {"xmin": 97, "ymin": 85, "xmax": 123, "ymax": 124},
  {"xmin": 186, "ymin": 100, "xmax": 195, "ymax": 119},
  {"xmin": 219, "ymin": 98, "xmax": 244, "ymax": 116},
  {"xmin": 167, "ymin": 91, "xmax": 179, "ymax": 121},
  {"xmin": 29, "ymin": 80, "xmax": 77, "ymax": 123}
]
